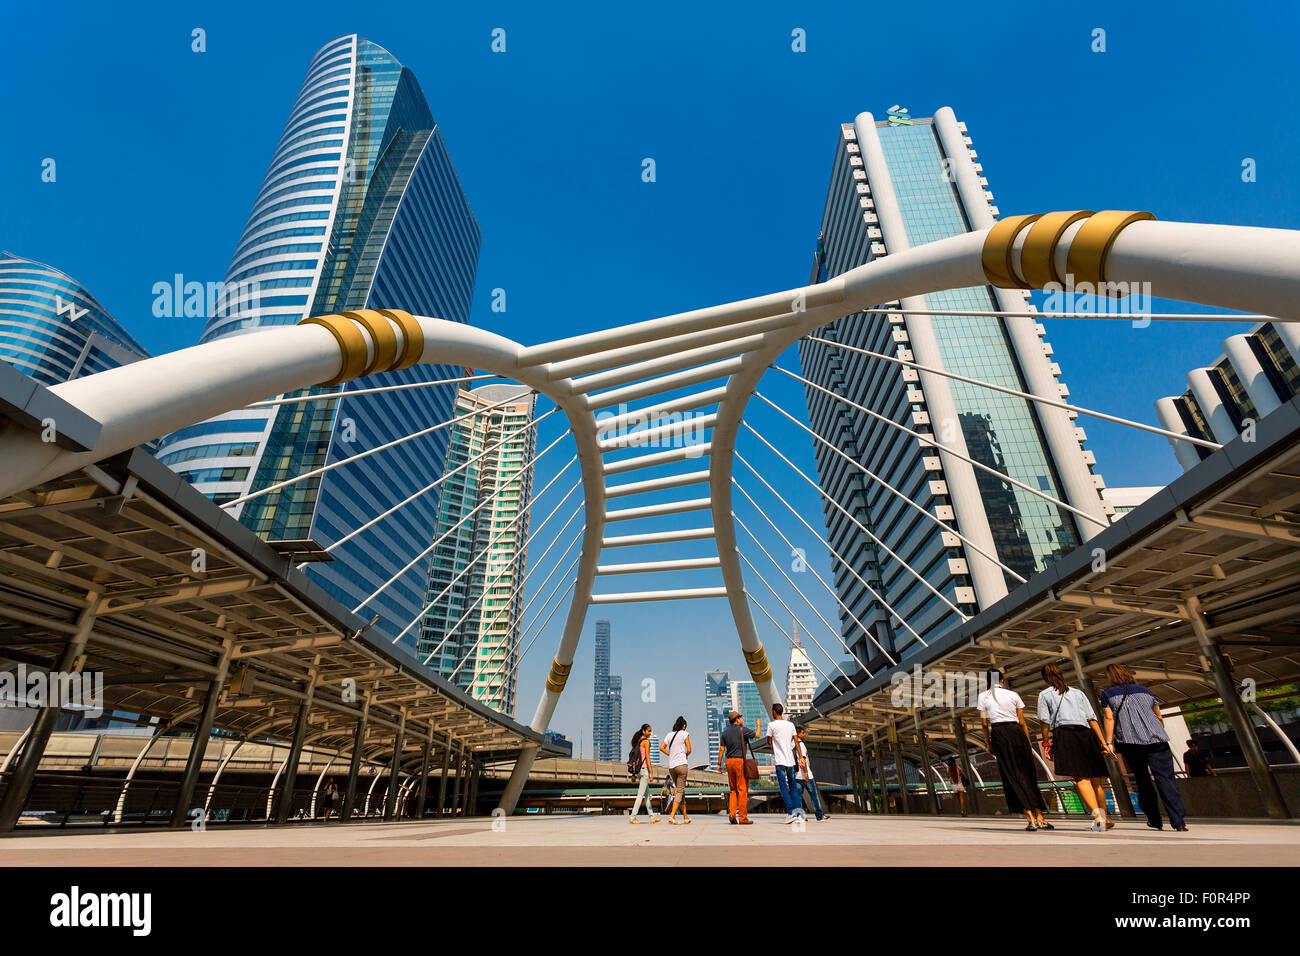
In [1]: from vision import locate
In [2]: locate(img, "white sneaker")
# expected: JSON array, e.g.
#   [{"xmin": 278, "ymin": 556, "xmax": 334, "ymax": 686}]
[{"xmin": 1090, "ymin": 811, "xmax": 1104, "ymax": 832}]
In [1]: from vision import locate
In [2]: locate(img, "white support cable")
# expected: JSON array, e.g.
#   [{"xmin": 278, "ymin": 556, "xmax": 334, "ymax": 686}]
[
  {"xmin": 243, "ymin": 372, "xmax": 505, "ymax": 409},
  {"xmin": 314, "ymin": 426, "xmax": 573, "ymax": 571},
  {"xmin": 731, "ymin": 509, "xmax": 880, "ymax": 672},
  {"xmin": 395, "ymin": 478, "xmax": 579, "ymax": 645},
  {"xmin": 416, "ymin": 494, "xmax": 585, "ymax": 659},
  {"xmin": 498, "ymin": 552, "xmax": 585, "ymax": 688},
  {"xmin": 750, "ymin": 393, "xmax": 1025, "ymax": 583},
  {"xmin": 771, "ymin": 363, "xmax": 1110, "ymax": 529},
  {"xmin": 736, "ymin": 445, "xmax": 978, "ymax": 618},
  {"xmin": 744, "ymin": 588, "xmax": 845, "ymax": 699},
  {"xmin": 733, "ymin": 546, "xmax": 859, "ymax": 688},
  {"xmin": 804, "ymin": 334, "xmax": 1222, "ymax": 451},
  {"xmin": 733, "ymin": 477, "xmax": 922, "ymax": 656},
  {"xmin": 872, "ymin": 308, "xmax": 1282, "ymax": 324},
  {"xmin": 513, "ymin": 528, "xmax": 587, "ymax": 645},
  {"xmin": 441, "ymin": 501, "xmax": 590, "ymax": 678},
  {"xmin": 224, "ymin": 391, "xmax": 548, "ymax": 509},
  {"xmin": 733, "ymin": 456, "xmax": 940, "ymax": 642},
  {"xmin": 416, "ymin": 494, "xmax": 585, "ymax": 658},
  {"xmin": 351, "ymin": 452, "xmax": 578, "ymax": 613}
]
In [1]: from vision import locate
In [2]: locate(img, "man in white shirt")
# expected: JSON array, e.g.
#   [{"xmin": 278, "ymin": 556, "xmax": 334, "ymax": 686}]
[{"xmin": 767, "ymin": 703, "xmax": 800, "ymax": 822}]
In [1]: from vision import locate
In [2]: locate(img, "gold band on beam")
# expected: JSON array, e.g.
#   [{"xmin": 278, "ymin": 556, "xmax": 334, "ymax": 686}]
[
  {"xmin": 380, "ymin": 309, "xmax": 425, "ymax": 371},
  {"xmin": 300, "ymin": 314, "xmax": 370, "ymax": 386},
  {"xmin": 980, "ymin": 214, "xmax": 1040, "ymax": 289},
  {"xmin": 545, "ymin": 659, "xmax": 572, "ymax": 693},
  {"xmin": 1065, "ymin": 210, "xmax": 1157, "ymax": 291},
  {"xmin": 743, "ymin": 644, "xmax": 772, "ymax": 684},
  {"xmin": 342, "ymin": 310, "xmax": 399, "ymax": 376},
  {"xmin": 1019, "ymin": 210, "xmax": 1094, "ymax": 289}
]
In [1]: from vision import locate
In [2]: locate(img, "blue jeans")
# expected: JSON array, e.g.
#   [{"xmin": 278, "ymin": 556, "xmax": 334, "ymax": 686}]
[
  {"xmin": 797, "ymin": 777, "xmax": 824, "ymax": 819},
  {"xmin": 775, "ymin": 765, "xmax": 799, "ymax": 814}
]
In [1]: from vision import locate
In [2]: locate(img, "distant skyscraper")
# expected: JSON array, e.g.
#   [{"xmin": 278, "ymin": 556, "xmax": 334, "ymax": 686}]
[
  {"xmin": 0, "ymin": 251, "xmax": 150, "ymax": 386},
  {"xmin": 1155, "ymin": 322, "xmax": 1300, "ymax": 471},
  {"xmin": 157, "ymin": 35, "xmax": 482, "ymax": 646},
  {"xmin": 593, "ymin": 621, "xmax": 623, "ymax": 760},
  {"xmin": 801, "ymin": 106, "xmax": 1110, "ymax": 670},
  {"xmin": 648, "ymin": 733, "xmax": 662, "ymax": 766},
  {"xmin": 784, "ymin": 627, "xmax": 816, "ymax": 717},
  {"xmin": 417, "ymin": 384, "xmax": 536, "ymax": 715},
  {"xmin": 704, "ymin": 670, "xmax": 731, "ymax": 768}
]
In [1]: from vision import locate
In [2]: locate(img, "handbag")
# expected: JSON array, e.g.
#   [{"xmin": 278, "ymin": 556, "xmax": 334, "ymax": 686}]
[{"xmin": 742, "ymin": 729, "xmax": 760, "ymax": 780}]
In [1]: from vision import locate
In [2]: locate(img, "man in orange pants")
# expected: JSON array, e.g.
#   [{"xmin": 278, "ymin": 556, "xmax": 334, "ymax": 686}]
[{"xmin": 718, "ymin": 710, "xmax": 760, "ymax": 824}]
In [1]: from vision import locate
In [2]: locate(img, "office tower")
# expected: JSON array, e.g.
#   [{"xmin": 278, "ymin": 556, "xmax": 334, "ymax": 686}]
[
  {"xmin": 156, "ymin": 35, "xmax": 481, "ymax": 646},
  {"xmin": 1155, "ymin": 323, "xmax": 1300, "ymax": 471},
  {"xmin": 417, "ymin": 385, "xmax": 536, "ymax": 715},
  {"xmin": 704, "ymin": 670, "xmax": 731, "ymax": 768},
  {"xmin": 784, "ymin": 627, "xmax": 817, "ymax": 716},
  {"xmin": 800, "ymin": 106, "xmax": 1110, "ymax": 668},
  {"xmin": 0, "ymin": 251, "xmax": 150, "ymax": 386},
  {"xmin": 593, "ymin": 620, "xmax": 624, "ymax": 760},
  {"xmin": 648, "ymin": 734, "xmax": 662, "ymax": 765}
]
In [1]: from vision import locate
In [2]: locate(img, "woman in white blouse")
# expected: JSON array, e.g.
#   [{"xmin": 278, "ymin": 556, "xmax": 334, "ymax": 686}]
[
  {"xmin": 977, "ymin": 671, "xmax": 1050, "ymax": 831},
  {"xmin": 1037, "ymin": 662, "xmax": 1115, "ymax": 831},
  {"xmin": 659, "ymin": 716, "xmax": 692, "ymax": 824}
]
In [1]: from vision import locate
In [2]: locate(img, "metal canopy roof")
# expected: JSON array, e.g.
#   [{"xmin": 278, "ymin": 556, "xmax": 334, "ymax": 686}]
[
  {"xmin": 800, "ymin": 395, "xmax": 1300, "ymax": 752},
  {"xmin": 0, "ymin": 446, "xmax": 550, "ymax": 771}
]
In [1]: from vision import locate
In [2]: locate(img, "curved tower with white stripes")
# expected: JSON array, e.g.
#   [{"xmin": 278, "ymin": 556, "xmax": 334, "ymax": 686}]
[{"xmin": 156, "ymin": 35, "xmax": 481, "ymax": 642}]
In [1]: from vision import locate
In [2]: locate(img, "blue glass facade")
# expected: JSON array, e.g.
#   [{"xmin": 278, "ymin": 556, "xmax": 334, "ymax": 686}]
[
  {"xmin": 704, "ymin": 669, "xmax": 730, "ymax": 768},
  {"xmin": 0, "ymin": 251, "xmax": 150, "ymax": 386},
  {"xmin": 158, "ymin": 35, "xmax": 481, "ymax": 646}
]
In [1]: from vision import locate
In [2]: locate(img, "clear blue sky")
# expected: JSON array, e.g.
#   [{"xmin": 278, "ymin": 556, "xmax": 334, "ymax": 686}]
[{"xmin": 4, "ymin": 0, "xmax": 1299, "ymax": 754}]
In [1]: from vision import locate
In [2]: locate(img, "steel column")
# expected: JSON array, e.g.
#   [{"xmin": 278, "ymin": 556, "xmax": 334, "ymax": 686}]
[
  {"xmin": 168, "ymin": 640, "xmax": 233, "ymax": 829},
  {"xmin": 437, "ymin": 735, "xmax": 451, "ymax": 816},
  {"xmin": 889, "ymin": 716, "xmax": 912, "ymax": 815},
  {"xmin": 951, "ymin": 711, "xmax": 981, "ymax": 816},
  {"xmin": 273, "ymin": 668, "xmax": 317, "ymax": 825},
  {"xmin": 858, "ymin": 736, "xmax": 875, "ymax": 813},
  {"xmin": 414, "ymin": 728, "xmax": 433, "ymax": 819},
  {"xmin": 914, "ymin": 711, "xmax": 940, "ymax": 814},
  {"xmin": 383, "ymin": 708, "xmax": 406, "ymax": 821},
  {"xmin": 1187, "ymin": 596, "xmax": 1291, "ymax": 819},
  {"xmin": 340, "ymin": 694, "xmax": 369, "ymax": 822},
  {"xmin": 0, "ymin": 595, "xmax": 100, "ymax": 833}
]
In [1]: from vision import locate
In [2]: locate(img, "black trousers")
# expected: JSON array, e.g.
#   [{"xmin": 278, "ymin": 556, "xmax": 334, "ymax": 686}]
[{"xmin": 1116, "ymin": 741, "xmax": 1186, "ymax": 828}]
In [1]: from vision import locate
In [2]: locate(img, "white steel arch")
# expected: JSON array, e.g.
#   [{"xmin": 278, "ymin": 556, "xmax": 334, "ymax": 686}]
[{"xmin": 3, "ymin": 213, "xmax": 1299, "ymax": 815}]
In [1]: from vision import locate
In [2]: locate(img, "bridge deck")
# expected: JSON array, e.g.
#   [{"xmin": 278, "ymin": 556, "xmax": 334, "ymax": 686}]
[{"xmin": 1, "ymin": 814, "xmax": 1295, "ymax": 866}]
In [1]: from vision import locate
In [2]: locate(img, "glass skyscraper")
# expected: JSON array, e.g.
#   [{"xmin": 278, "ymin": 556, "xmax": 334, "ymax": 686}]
[
  {"xmin": 0, "ymin": 251, "xmax": 150, "ymax": 386},
  {"xmin": 418, "ymin": 385, "xmax": 536, "ymax": 715},
  {"xmin": 801, "ymin": 107, "xmax": 1109, "ymax": 671},
  {"xmin": 593, "ymin": 620, "xmax": 623, "ymax": 761},
  {"xmin": 155, "ymin": 35, "xmax": 481, "ymax": 645},
  {"xmin": 704, "ymin": 670, "xmax": 730, "ymax": 768}
]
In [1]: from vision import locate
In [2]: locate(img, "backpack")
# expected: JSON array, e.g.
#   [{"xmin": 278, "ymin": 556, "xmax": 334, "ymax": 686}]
[{"xmin": 627, "ymin": 742, "xmax": 642, "ymax": 777}]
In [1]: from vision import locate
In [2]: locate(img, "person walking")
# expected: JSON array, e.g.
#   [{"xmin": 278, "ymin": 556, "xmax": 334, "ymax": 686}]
[
  {"xmin": 977, "ymin": 671, "xmax": 1050, "ymax": 831},
  {"xmin": 1183, "ymin": 739, "xmax": 1215, "ymax": 777},
  {"xmin": 628, "ymin": 723, "xmax": 659, "ymax": 824},
  {"xmin": 1036, "ymin": 662, "xmax": 1115, "ymax": 831},
  {"xmin": 1100, "ymin": 664, "xmax": 1188, "ymax": 832},
  {"xmin": 659, "ymin": 716, "xmax": 692, "ymax": 824},
  {"xmin": 767, "ymin": 703, "xmax": 800, "ymax": 823},
  {"xmin": 794, "ymin": 727, "xmax": 827, "ymax": 821},
  {"xmin": 322, "ymin": 777, "xmax": 339, "ymax": 823},
  {"xmin": 945, "ymin": 756, "xmax": 967, "ymax": 817},
  {"xmin": 718, "ymin": 710, "xmax": 760, "ymax": 825}
]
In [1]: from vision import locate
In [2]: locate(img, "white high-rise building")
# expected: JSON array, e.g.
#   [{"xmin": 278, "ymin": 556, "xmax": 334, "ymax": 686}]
[{"xmin": 784, "ymin": 626, "xmax": 817, "ymax": 716}]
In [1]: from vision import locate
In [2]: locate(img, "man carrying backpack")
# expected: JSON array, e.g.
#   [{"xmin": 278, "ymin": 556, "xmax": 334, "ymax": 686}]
[{"xmin": 717, "ymin": 710, "xmax": 760, "ymax": 825}]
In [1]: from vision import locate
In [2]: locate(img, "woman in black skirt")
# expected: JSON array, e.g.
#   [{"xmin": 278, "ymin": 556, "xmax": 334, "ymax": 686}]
[
  {"xmin": 977, "ymin": 671, "xmax": 1049, "ymax": 831},
  {"xmin": 1036, "ymin": 663, "xmax": 1115, "ymax": 831}
]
